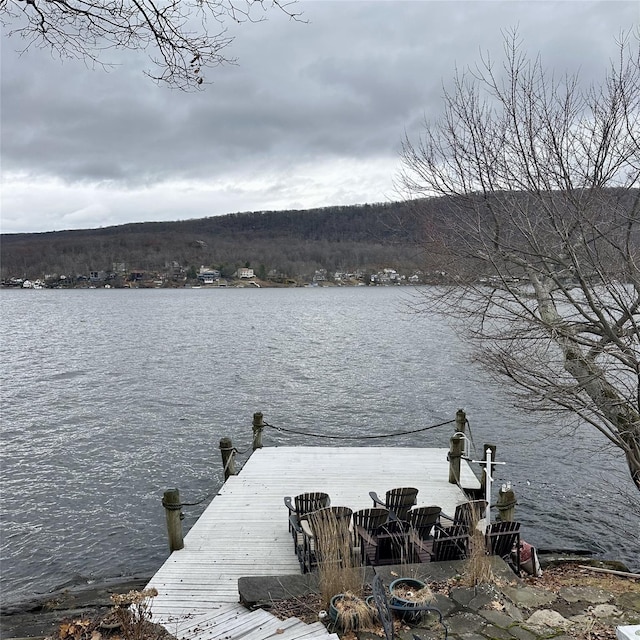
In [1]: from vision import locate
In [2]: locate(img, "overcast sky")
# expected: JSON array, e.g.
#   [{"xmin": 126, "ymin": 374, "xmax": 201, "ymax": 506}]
[{"xmin": 1, "ymin": 1, "xmax": 637, "ymax": 234}]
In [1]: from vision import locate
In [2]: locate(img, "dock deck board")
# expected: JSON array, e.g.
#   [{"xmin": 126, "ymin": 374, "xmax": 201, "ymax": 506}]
[{"xmin": 147, "ymin": 446, "xmax": 480, "ymax": 639}]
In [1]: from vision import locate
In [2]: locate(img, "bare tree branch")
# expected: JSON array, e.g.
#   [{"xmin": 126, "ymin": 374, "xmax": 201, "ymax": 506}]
[
  {"xmin": 399, "ymin": 29, "xmax": 640, "ymax": 490},
  {"xmin": 2, "ymin": 0, "xmax": 303, "ymax": 89}
]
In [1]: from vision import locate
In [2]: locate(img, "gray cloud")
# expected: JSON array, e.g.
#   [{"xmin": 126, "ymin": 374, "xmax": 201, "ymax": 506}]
[{"xmin": 1, "ymin": 1, "xmax": 638, "ymax": 233}]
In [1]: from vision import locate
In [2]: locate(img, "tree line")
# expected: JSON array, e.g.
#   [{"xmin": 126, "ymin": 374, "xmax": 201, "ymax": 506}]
[{"xmin": 0, "ymin": 200, "xmax": 451, "ymax": 282}]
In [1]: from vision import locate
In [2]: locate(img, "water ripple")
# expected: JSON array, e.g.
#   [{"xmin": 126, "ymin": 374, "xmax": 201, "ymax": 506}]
[{"xmin": 1, "ymin": 287, "xmax": 637, "ymax": 607}]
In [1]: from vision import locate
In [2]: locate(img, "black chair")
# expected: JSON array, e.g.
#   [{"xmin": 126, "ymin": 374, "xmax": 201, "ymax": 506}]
[
  {"xmin": 284, "ymin": 492, "xmax": 330, "ymax": 553},
  {"xmin": 300, "ymin": 506, "xmax": 353, "ymax": 573},
  {"xmin": 352, "ymin": 508, "xmax": 390, "ymax": 562},
  {"xmin": 486, "ymin": 520, "xmax": 521, "ymax": 573},
  {"xmin": 431, "ymin": 524, "xmax": 469, "ymax": 561},
  {"xmin": 370, "ymin": 487, "xmax": 418, "ymax": 521},
  {"xmin": 408, "ymin": 506, "xmax": 441, "ymax": 563},
  {"xmin": 409, "ymin": 506, "xmax": 441, "ymax": 539},
  {"xmin": 358, "ymin": 519, "xmax": 415, "ymax": 566},
  {"xmin": 371, "ymin": 574, "xmax": 448, "ymax": 640},
  {"xmin": 440, "ymin": 500, "xmax": 487, "ymax": 534}
]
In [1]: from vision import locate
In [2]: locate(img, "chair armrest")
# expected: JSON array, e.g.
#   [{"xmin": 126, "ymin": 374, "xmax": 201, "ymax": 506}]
[
  {"xmin": 300, "ymin": 519, "xmax": 315, "ymax": 540},
  {"xmin": 370, "ymin": 491, "xmax": 385, "ymax": 508},
  {"xmin": 289, "ymin": 513, "xmax": 302, "ymax": 533},
  {"xmin": 356, "ymin": 525, "xmax": 378, "ymax": 547},
  {"xmin": 284, "ymin": 496, "xmax": 295, "ymax": 515},
  {"xmin": 439, "ymin": 511, "xmax": 455, "ymax": 524}
]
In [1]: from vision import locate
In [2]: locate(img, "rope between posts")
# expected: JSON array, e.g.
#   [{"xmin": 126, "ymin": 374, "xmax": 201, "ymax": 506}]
[
  {"xmin": 162, "ymin": 493, "xmax": 214, "ymax": 510},
  {"xmin": 262, "ymin": 418, "xmax": 456, "ymax": 440}
]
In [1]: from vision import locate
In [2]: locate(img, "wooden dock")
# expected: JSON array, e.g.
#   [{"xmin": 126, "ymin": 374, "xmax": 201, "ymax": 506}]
[{"xmin": 147, "ymin": 446, "xmax": 480, "ymax": 639}]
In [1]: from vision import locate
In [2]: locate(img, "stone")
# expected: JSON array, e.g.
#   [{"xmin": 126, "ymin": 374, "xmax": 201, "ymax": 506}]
[
  {"xmin": 445, "ymin": 612, "xmax": 486, "ymax": 635},
  {"xmin": 507, "ymin": 625, "xmax": 537, "ymax": 640},
  {"xmin": 524, "ymin": 609, "xmax": 570, "ymax": 629},
  {"xmin": 237, "ymin": 574, "xmax": 319, "ymax": 608},
  {"xmin": 616, "ymin": 592, "xmax": 640, "ymax": 613},
  {"xmin": 502, "ymin": 601, "xmax": 525, "ymax": 622},
  {"xmin": 558, "ymin": 586, "xmax": 611, "ymax": 604},
  {"xmin": 479, "ymin": 609, "xmax": 515, "ymax": 628},
  {"xmin": 480, "ymin": 623, "xmax": 512, "ymax": 639},
  {"xmin": 501, "ymin": 585, "xmax": 557, "ymax": 608},
  {"xmin": 450, "ymin": 586, "xmax": 494, "ymax": 610},
  {"xmin": 591, "ymin": 604, "xmax": 623, "ymax": 618},
  {"xmin": 432, "ymin": 594, "xmax": 457, "ymax": 616}
]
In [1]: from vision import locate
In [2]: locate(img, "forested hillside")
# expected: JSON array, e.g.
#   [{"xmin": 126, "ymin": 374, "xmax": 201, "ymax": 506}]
[
  {"xmin": 1, "ymin": 199, "xmax": 450, "ymax": 284},
  {"xmin": 5, "ymin": 189, "xmax": 633, "ymax": 286}
]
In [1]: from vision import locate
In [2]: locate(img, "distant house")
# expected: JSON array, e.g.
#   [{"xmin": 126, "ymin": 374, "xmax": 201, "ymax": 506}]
[
  {"xmin": 198, "ymin": 270, "xmax": 221, "ymax": 284},
  {"xmin": 128, "ymin": 270, "xmax": 145, "ymax": 282},
  {"xmin": 90, "ymin": 270, "xmax": 107, "ymax": 282},
  {"xmin": 236, "ymin": 267, "xmax": 254, "ymax": 279}
]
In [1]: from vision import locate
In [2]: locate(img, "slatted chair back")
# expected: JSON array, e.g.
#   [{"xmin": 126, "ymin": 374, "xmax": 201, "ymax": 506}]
[
  {"xmin": 305, "ymin": 506, "xmax": 354, "ymax": 572},
  {"xmin": 294, "ymin": 492, "xmax": 331, "ymax": 518},
  {"xmin": 364, "ymin": 519, "xmax": 414, "ymax": 566},
  {"xmin": 385, "ymin": 487, "xmax": 419, "ymax": 521},
  {"xmin": 432, "ymin": 524, "xmax": 469, "ymax": 562},
  {"xmin": 353, "ymin": 508, "xmax": 389, "ymax": 565},
  {"xmin": 408, "ymin": 506, "xmax": 442, "ymax": 540},
  {"xmin": 285, "ymin": 492, "xmax": 331, "ymax": 555},
  {"xmin": 486, "ymin": 520, "xmax": 521, "ymax": 572},
  {"xmin": 353, "ymin": 508, "xmax": 390, "ymax": 532},
  {"xmin": 445, "ymin": 499, "xmax": 487, "ymax": 533}
]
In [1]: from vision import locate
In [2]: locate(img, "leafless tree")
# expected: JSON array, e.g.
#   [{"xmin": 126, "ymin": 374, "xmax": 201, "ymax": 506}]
[
  {"xmin": 1, "ymin": 0, "xmax": 301, "ymax": 89},
  {"xmin": 398, "ymin": 30, "xmax": 640, "ymax": 490}
]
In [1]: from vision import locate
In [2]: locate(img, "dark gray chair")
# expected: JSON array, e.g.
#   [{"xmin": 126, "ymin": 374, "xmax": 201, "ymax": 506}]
[
  {"xmin": 431, "ymin": 524, "xmax": 469, "ymax": 562},
  {"xmin": 486, "ymin": 520, "xmax": 521, "ymax": 573},
  {"xmin": 370, "ymin": 487, "xmax": 418, "ymax": 521},
  {"xmin": 284, "ymin": 492, "xmax": 330, "ymax": 554}
]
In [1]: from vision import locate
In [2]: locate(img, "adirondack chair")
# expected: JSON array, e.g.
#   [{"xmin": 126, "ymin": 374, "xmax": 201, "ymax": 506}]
[
  {"xmin": 439, "ymin": 500, "xmax": 487, "ymax": 534},
  {"xmin": 408, "ymin": 505, "xmax": 442, "ymax": 563},
  {"xmin": 369, "ymin": 487, "xmax": 419, "ymax": 521},
  {"xmin": 284, "ymin": 492, "xmax": 331, "ymax": 554},
  {"xmin": 371, "ymin": 574, "xmax": 448, "ymax": 640},
  {"xmin": 431, "ymin": 524, "xmax": 469, "ymax": 562},
  {"xmin": 300, "ymin": 506, "xmax": 353, "ymax": 573},
  {"xmin": 352, "ymin": 508, "xmax": 390, "ymax": 562},
  {"xmin": 486, "ymin": 520, "xmax": 521, "ymax": 573},
  {"xmin": 358, "ymin": 518, "xmax": 415, "ymax": 566}
]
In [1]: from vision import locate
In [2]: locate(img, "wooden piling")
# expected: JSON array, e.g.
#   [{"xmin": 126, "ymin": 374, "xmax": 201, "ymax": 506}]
[
  {"xmin": 252, "ymin": 412, "xmax": 264, "ymax": 451},
  {"xmin": 455, "ymin": 409, "xmax": 466, "ymax": 434},
  {"xmin": 162, "ymin": 488, "xmax": 184, "ymax": 552},
  {"xmin": 448, "ymin": 434, "xmax": 464, "ymax": 484},
  {"xmin": 219, "ymin": 437, "xmax": 237, "ymax": 481},
  {"xmin": 496, "ymin": 485, "xmax": 517, "ymax": 522}
]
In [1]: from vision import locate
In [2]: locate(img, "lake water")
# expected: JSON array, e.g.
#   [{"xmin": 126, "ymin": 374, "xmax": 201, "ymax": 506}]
[{"xmin": 1, "ymin": 286, "xmax": 637, "ymax": 607}]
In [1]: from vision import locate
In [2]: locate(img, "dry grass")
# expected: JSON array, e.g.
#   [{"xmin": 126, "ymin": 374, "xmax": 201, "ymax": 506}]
[
  {"xmin": 461, "ymin": 528, "xmax": 495, "ymax": 586},
  {"xmin": 390, "ymin": 582, "xmax": 435, "ymax": 606},
  {"xmin": 330, "ymin": 592, "xmax": 376, "ymax": 633},
  {"xmin": 456, "ymin": 503, "xmax": 495, "ymax": 587},
  {"xmin": 310, "ymin": 510, "xmax": 366, "ymax": 609},
  {"xmin": 109, "ymin": 589, "xmax": 159, "ymax": 640}
]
